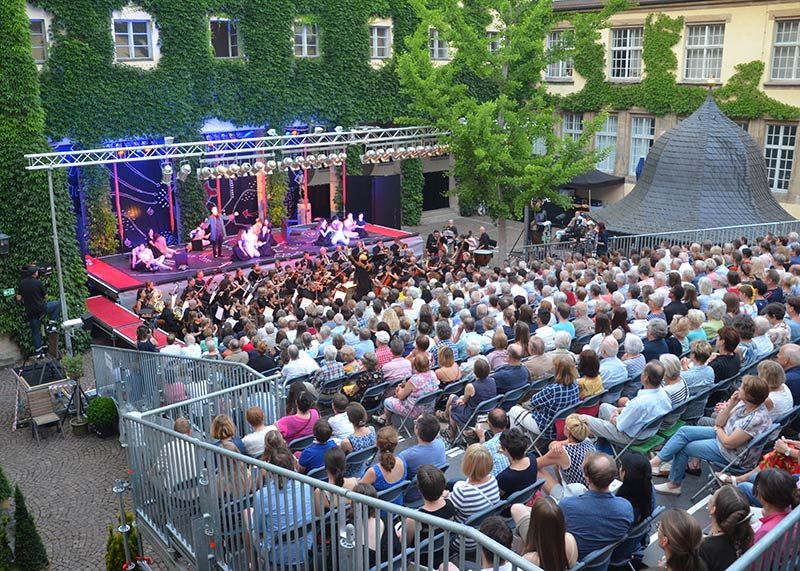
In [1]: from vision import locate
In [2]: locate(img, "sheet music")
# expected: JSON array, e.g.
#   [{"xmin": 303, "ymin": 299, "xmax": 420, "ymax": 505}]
[
  {"xmin": 215, "ymin": 307, "xmax": 224, "ymax": 321},
  {"xmin": 334, "ymin": 291, "xmax": 346, "ymax": 302},
  {"xmin": 300, "ymin": 298, "xmax": 314, "ymax": 310},
  {"xmin": 244, "ymin": 293, "xmax": 253, "ymax": 305},
  {"xmin": 263, "ymin": 307, "xmax": 274, "ymax": 320}
]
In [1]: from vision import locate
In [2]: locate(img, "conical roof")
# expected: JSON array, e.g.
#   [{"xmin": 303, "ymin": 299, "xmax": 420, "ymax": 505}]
[{"xmin": 592, "ymin": 93, "xmax": 794, "ymax": 235}]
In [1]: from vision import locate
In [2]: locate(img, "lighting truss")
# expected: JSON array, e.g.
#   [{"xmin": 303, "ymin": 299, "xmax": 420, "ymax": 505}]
[{"xmin": 24, "ymin": 126, "xmax": 448, "ymax": 171}]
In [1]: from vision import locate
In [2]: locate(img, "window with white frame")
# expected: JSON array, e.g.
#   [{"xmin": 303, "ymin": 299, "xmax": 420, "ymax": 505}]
[
  {"xmin": 532, "ymin": 137, "xmax": 547, "ymax": 156},
  {"xmin": 610, "ymin": 27, "xmax": 643, "ymax": 79},
  {"xmin": 771, "ymin": 20, "xmax": 800, "ymax": 81},
  {"xmin": 487, "ymin": 31, "xmax": 501, "ymax": 53},
  {"xmin": 546, "ymin": 30, "xmax": 572, "ymax": 79},
  {"xmin": 29, "ymin": 19, "xmax": 47, "ymax": 63},
  {"xmin": 429, "ymin": 28, "xmax": 449, "ymax": 60},
  {"xmin": 684, "ymin": 24, "xmax": 725, "ymax": 81},
  {"xmin": 765, "ymin": 124, "xmax": 797, "ymax": 193},
  {"xmin": 562, "ymin": 113, "xmax": 583, "ymax": 142},
  {"xmin": 114, "ymin": 20, "xmax": 152, "ymax": 60},
  {"xmin": 370, "ymin": 25, "xmax": 391, "ymax": 59},
  {"xmin": 595, "ymin": 115, "xmax": 618, "ymax": 173},
  {"xmin": 294, "ymin": 22, "xmax": 319, "ymax": 58},
  {"xmin": 210, "ymin": 19, "xmax": 239, "ymax": 58},
  {"xmin": 629, "ymin": 116, "xmax": 655, "ymax": 175}
]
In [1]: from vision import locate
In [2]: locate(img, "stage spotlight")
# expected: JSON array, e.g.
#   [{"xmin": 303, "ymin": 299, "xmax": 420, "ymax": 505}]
[
  {"xmin": 215, "ymin": 165, "xmax": 228, "ymax": 177},
  {"xmin": 396, "ymin": 146, "xmax": 407, "ymax": 159},
  {"xmin": 267, "ymin": 128, "xmax": 278, "ymax": 137},
  {"xmin": 282, "ymin": 157, "xmax": 293, "ymax": 169},
  {"xmin": 229, "ymin": 164, "xmax": 241, "ymax": 176},
  {"xmin": 306, "ymin": 154, "xmax": 317, "ymax": 167},
  {"xmin": 385, "ymin": 147, "xmax": 395, "ymax": 159},
  {"xmin": 314, "ymin": 126, "xmax": 324, "ymax": 134},
  {"xmin": 266, "ymin": 160, "xmax": 277, "ymax": 171},
  {"xmin": 240, "ymin": 162, "xmax": 253, "ymax": 175},
  {"xmin": 200, "ymin": 166, "xmax": 213, "ymax": 180},
  {"xmin": 296, "ymin": 156, "xmax": 308, "ymax": 168},
  {"xmin": 161, "ymin": 164, "xmax": 173, "ymax": 184},
  {"xmin": 253, "ymin": 161, "xmax": 265, "ymax": 172},
  {"xmin": 177, "ymin": 163, "xmax": 192, "ymax": 181},
  {"xmin": 416, "ymin": 145, "xmax": 426, "ymax": 156},
  {"xmin": 334, "ymin": 126, "xmax": 344, "ymax": 133},
  {"xmin": 331, "ymin": 154, "xmax": 342, "ymax": 166},
  {"xmin": 338, "ymin": 151, "xmax": 347, "ymax": 162},
  {"xmin": 365, "ymin": 149, "xmax": 377, "ymax": 163}
]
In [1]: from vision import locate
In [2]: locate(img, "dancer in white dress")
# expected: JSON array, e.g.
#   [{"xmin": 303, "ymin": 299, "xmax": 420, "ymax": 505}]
[{"xmin": 330, "ymin": 217, "xmax": 350, "ymax": 246}]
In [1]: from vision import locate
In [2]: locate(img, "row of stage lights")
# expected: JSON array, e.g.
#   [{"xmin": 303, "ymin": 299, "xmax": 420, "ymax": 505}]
[
  {"xmin": 360, "ymin": 143, "xmax": 449, "ymax": 164},
  {"xmin": 195, "ymin": 151, "xmax": 350, "ymax": 181},
  {"xmin": 164, "ymin": 142, "xmax": 449, "ymax": 182}
]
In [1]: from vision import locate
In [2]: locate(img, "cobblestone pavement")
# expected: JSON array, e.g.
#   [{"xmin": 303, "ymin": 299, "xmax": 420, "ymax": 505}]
[{"xmin": 0, "ymin": 352, "xmax": 131, "ymax": 571}]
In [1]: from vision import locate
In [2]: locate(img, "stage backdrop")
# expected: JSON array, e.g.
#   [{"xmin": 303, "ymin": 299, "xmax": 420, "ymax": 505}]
[
  {"xmin": 108, "ymin": 159, "xmax": 175, "ymax": 250},
  {"xmin": 345, "ymin": 175, "xmax": 402, "ymax": 229},
  {"xmin": 203, "ymin": 176, "xmax": 259, "ymax": 237}
]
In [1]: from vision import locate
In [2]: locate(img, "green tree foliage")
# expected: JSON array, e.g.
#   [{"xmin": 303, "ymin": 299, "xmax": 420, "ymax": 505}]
[
  {"xmin": 266, "ymin": 170, "xmax": 288, "ymax": 227},
  {"xmin": 12, "ymin": 487, "xmax": 48, "ymax": 571},
  {"xmin": 397, "ymin": 0, "xmax": 621, "ymax": 255},
  {"xmin": 105, "ymin": 512, "xmax": 139, "ymax": 571},
  {"xmin": 0, "ymin": 0, "xmax": 89, "ymax": 353},
  {"xmin": 176, "ymin": 159, "xmax": 210, "ymax": 239},
  {"xmin": 400, "ymin": 158, "xmax": 424, "ymax": 225},
  {"xmin": 0, "ymin": 518, "xmax": 12, "ymax": 571},
  {"xmin": 0, "ymin": 467, "xmax": 11, "ymax": 501},
  {"xmin": 84, "ymin": 166, "xmax": 120, "ymax": 256}
]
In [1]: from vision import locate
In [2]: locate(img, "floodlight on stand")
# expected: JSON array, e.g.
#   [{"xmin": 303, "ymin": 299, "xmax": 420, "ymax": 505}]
[
  {"xmin": 161, "ymin": 163, "xmax": 174, "ymax": 184},
  {"xmin": 177, "ymin": 162, "xmax": 192, "ymax": 181}
]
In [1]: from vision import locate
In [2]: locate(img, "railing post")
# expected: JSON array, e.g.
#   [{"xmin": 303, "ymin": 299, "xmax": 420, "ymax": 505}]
[{"xmin": 113, "ymin": 480, "xmax": 136, "ymax": 570}]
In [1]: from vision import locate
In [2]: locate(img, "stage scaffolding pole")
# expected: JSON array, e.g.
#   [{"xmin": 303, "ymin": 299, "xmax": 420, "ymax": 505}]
[{"xmin": 47, "ymin": 168, "xmax": 72, "ymax": 356}]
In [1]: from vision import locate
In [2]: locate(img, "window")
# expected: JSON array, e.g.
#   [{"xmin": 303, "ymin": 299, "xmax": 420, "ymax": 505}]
[
  {"xmin": 370, "ymin": 25, "xmax": 391, "ymax": 59},
  {"xmin": 629, "ymin": 116, "xmax": 655, "ymax": 175},
  {"xmin": 294, "ymin": 22, "xmax": 319, "ymax": 58},
  {"xmin": 610, "ymin": 28, "xmax": 643, "ymax": 79},
  {"xmin": 29, "ymin": 19, "xmax": 47, "ymax": 63},
  {"xmin": 684, "ymin": 24, "xmax": 724, "ymax": 81},
  {"xmin": 114, "ymin": 20, "xmax": 151, "ymax": 60},
  {"xmin": 771, "ymin": 20, "xmax": 800, "ymax": 81},
  {"xmin": 532, "ymin": 138, "xmax": 547, "ymax": 156},
  {"xmin": 734, "ymin": 120, "xmax": 749, "ymax": 133},
  {"xmin": 546, "ymin": 30, "xmax": 572, "ymax": 79},
  {"xmin": 210, "ymin": 19, "xmax": 239, "ymax": 58},
  {"xmin": 429, "ymin": 28, "xmax": 449, "ymax": 61},
  {"xmin": 562, "ymin": 113, "xmax": 583, "ymax": 142},
  {"xmin": 487, "ymin": 31, "xmax": 501, "ymax": 53},
  {"xmin": 765, "ymin": 124, "xmax": 797, "ymax": 193},
  {"xmin": 595, "ymin": 115, "xmax": 618, "ymax": 173}
]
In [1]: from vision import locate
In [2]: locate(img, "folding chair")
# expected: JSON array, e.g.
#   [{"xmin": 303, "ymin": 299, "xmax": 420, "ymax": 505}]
[
  {"xmin": 316, "ymin": 374, "xmax": 347, "ymax": 407},
  {"xmin": 690, "ymin": 423, "xmax": 779, "ymax": 501},
  {"xmin": 440, "ymin": 378, "xmax": 470, "ymax": 400},
  {"xmin": 376, "ymin": 480, "xmax": 411, "ymax": 504},
  {"xmin": 570, "ymin": 540, "xmax": 622, "ymax": 571},
  {"xmin": 27, "ymin": 389, "xmax": 65, "ymax": 443},
  {"xmin": 526, "ymin": 400, "xmax": 583, "ymax": 454},
  {"xmin": 397, "ymin": 390, "xmax": 442, "ymax": 437},
  {"xmin": 345, "ymin": 445, "xmax": 377, "ymax": 478},
  {"xmin": 450, "ymin": 394, "xmax": 504, "ymax": 447},
  {"xmin": 289, "ymin": 435, "xmax": 315, "ymax": 452},
  {"xmin": 610, "ymin": 506, "xmax": 665, "ymax": 568},
  {"xmin": 499, "ymin": 385, "xmax": 528, "ymax": 412},
  {"xmin": 306, "ymin": 466, "xmax": 329, "ymax": 481},
  {"xmin": 612, "ymin": 415, "xmax": 668, "ymax": 461},
  {"xmin": 503, "ymin": 479, "xmax": 544, "ymax": 508},
  {"xmin": 360, "ymin": 381, "xmax": 390, "ymax": 416}
]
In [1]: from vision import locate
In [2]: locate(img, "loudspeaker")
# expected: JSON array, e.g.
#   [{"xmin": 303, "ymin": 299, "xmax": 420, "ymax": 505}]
[
  {"xmin": 17, "ymin": 359, "xmax": 65, "ymax": 387},
  {"xmin": 174, "ymin": 250, "xmax": 189, "ymax": 270}
]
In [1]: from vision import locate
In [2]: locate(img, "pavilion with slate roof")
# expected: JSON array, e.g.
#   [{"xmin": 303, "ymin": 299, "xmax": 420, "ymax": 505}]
[{"xmin": 591, "ymin": 92, "xmax": 795, "ymax": 235}]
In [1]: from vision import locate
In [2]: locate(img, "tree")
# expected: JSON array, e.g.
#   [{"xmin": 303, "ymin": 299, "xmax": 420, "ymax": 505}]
[
  {"xmin": 0, "ymin": 466, "xmax": 11, "ymax": 502},
  {"xmin": 396, "ymin": 0, "xmax": 626, "ymax": 257},
  {"xmin": 13, "ymin": 487, "xmax": 48, "ymax": 571},
  {"xmin": 0, "ymin": 0, "xmax": 89, "ymax": 353},
  {"xmin": 84, "ymin": 166, "xmax": 120, "ymax": 256},
  {"xmin": 0, "ymin": 518, "xmax": 12, "ymax": 571}
]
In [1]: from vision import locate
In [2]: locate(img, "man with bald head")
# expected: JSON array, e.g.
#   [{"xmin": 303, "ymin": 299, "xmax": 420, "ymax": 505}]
[
  {"xmin": 490, "ymin": 343, "xmax": 529, "ymax": 406},
  {"xmin": 478, "ymin": 226, "xmax": 497, "ymax": 249},
  {"xmin": 559, "ymin": 452, "xmax": 633, "ymax": 559},
  {"xmin": 778, "ymin": 343, "xmax": 800, "ymax": 404}
]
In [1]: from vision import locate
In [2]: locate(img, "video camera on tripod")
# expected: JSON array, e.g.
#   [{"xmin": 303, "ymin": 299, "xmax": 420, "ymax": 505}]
[{"xmin": 21, "ymin": 263, "xmax": 53, "ymax": 279}]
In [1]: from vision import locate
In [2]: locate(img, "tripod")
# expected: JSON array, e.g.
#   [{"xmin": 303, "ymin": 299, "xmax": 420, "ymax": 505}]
[{"xmin": 65, "ymin": 380, "xmax": 89, "ymax": 417}]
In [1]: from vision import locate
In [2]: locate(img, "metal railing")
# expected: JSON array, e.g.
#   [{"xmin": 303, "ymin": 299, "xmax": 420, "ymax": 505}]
[
  {"xmin": 91, "ymin": 346, "xmax": 285, "ymax": 441},
  {"xmin": 726, "ymin": 501, "xmax": 800, "ymax": 570},
  {"xmin": 517, "ymin": 240, "xmax": 590, "ymax": 261},
  {"xmin": 124, "ymin": 411, "xmax": 543, "ymax": 571},
  {"xmin": 607, "ymin": 221, "xmax": 800, "ymax": 255}
]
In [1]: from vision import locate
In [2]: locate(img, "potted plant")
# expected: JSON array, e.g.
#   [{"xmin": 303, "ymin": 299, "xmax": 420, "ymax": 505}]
[
  {"xmin": 86, "ymin": 396, "xmax": 118, "ymax": 438},
  {"xmin": 105, "ymin": 512, "xmax": 139, "ymax": 571},
  {"xmin": 61, "ymin": 355, "xmax": 89, "ymax": 436}
]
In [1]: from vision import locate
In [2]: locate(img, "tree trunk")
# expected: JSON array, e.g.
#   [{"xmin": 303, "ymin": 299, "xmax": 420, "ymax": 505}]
[{"xmin": 497, "ymin": 216, "xmax": 507, "ymax": 261}]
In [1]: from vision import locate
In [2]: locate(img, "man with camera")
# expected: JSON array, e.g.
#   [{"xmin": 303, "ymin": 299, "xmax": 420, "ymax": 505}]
[{"xmin": 16, "ymin": 265, "xmax": 61, "ymax": 353}]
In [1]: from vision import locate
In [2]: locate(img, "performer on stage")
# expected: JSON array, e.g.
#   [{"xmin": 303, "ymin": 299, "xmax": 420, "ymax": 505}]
[
  {"xmin": 255, "ymin": 221, "xmax": 275, "ymax": 257},
  {"xmin": 232, "ymin": 229, "xmax": 255, "ymax": 261},
  {"xmin": 343, "ymin": 213, "xmax": 360, "ymax": 240},
  {"xmin": 204, "ymin": 207, "xmax": 238, "ymax": 258},
  {"xmin": 131, "ymin": 243, "xmax": 169, "ymax": 271},
  {"xmin": 147, "ymin": 228, "xmax": 176, "ymax": 259},
  {"xmin": 314, "ymin": 218, "xmax": 332, "ymax": 246},
  {"xmin": 330, "ymin": 216, "xmax": 350, "ymax": 246},
  {"xmin": 354, "ymin": 212, "xmax": 368, "ymax": 238}
]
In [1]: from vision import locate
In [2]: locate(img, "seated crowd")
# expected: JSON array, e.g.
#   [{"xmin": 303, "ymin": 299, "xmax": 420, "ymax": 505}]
[{"xmin": 153, "ymin": 231, "xmax": 800, "ymax": 570}]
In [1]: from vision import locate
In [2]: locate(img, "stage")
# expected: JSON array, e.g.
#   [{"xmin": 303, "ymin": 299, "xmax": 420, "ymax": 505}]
[{"xmin": 86, "ymin": 223, "xmax": 421, "ymax": 296}]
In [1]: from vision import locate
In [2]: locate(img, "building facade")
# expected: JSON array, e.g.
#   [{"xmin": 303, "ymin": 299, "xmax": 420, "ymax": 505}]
[{"xmin": 549, "ymin": 0, "xmax": 800, "ymax": 208}]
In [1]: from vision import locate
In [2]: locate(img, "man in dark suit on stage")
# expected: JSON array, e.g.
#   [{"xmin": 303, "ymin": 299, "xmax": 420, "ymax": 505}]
[{"xmin": 206, "ymin": 206, "xmax": 227, "ymax": 258}]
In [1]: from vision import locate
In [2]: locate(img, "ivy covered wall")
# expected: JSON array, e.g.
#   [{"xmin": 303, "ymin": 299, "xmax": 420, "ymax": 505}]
[{"xmin": 558, "ymin": 13, "xmax": 800, "ymax": 120}]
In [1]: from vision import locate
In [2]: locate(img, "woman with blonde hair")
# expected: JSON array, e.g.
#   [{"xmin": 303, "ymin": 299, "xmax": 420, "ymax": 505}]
[
  {"xmin": 435, "ymin": 345, "xmax": 462, "ymax": 385},
  {"xmin": 758, "ymin": 359, "xmax": 793, "ymax": 420},
  {"xmin": 449, "ymin": 444, "xmax": 501, "ymax": 527},
  {"xmin": 487, "ymin": 330, "xmax": 509, "ymax": 370},
  {"xmin": 534, "ymin": 414, "xmax": 596, "ymax": 499}
]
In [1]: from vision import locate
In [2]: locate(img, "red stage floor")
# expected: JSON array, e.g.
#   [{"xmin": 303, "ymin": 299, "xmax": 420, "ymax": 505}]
[
  {"xmin": 85, "ymin": 295, "xmax": 175, "ymax": 348},
  {"xmin": 87, "ymin": 224, "xmax": 418, "ymax": 295}
]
